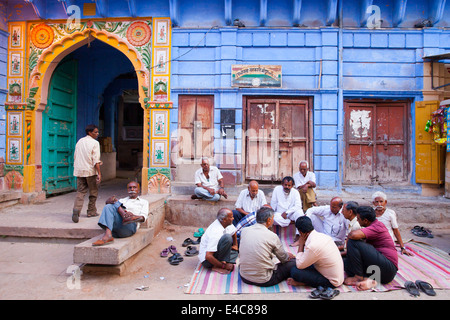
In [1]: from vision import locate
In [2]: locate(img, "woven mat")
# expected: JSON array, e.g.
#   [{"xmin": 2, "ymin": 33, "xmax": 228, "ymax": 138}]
[{"xmin": 185, "ymin": 225, "xmax": 450, "ymax": 294}]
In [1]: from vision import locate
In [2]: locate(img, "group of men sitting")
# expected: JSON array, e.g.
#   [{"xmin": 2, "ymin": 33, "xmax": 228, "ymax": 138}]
[
  {"xmin": 194, "ymin": 158, "xmax": 413, "ymax": 291},
  {"xmin": 91, "ymin": 157, "xmax": 412, "ymax": 292}
]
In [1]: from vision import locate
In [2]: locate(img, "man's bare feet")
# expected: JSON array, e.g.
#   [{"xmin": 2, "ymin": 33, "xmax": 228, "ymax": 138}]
[
  {"xmin": 286, "ymin": 277, "xmax": 305, "ymax": 286},
  {"xmin": 356, "ymin": 278, "xmax": 377, "ymax": 291},
  {"xmin": 290, "ymin": 235, "xmax": 300, "ymax": 247},
  {"xmin": 212, "ymin": 267, "xmax": 230, "ymax": 275},
  {"xmin": 191, "ymin": 194, "xmax": 199, "ymax": 200},
  {"xmin": 344, "ymin": 276, "xmax": 361, "ymax": 286}
]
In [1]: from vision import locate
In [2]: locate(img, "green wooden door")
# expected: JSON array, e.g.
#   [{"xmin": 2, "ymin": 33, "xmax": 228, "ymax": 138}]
[{"xmin": 42, "ymin": 60, "xmax": 78, "ymax": 194}]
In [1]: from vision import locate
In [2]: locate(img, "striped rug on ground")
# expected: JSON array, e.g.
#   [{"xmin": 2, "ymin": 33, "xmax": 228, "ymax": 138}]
[{"xmin": 185, "ymin": 225, "xmax": 450, "ymax": 294}]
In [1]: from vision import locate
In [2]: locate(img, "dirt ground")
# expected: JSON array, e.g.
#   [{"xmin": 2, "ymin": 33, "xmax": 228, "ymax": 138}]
[{"xmin": 1, "ymin": 221, "xmax": 448, "ymax": 302}]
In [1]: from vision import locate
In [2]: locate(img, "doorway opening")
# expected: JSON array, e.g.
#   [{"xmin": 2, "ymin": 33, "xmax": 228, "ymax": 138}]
[{"xmin": 42, "ymin": 39, "xmax": 142, "ymax": 194}]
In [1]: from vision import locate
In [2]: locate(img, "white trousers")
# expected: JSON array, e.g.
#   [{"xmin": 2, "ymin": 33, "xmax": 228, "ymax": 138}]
[{"xmin": 273, "ymin": 210, "xmax": 303, "ymax": 234}]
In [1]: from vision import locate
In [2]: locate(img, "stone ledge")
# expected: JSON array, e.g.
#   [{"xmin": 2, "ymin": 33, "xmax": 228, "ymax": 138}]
[
  {"xmin": 165, "ymin": 195, "xmax": 237, "ymax": 227},
  {"xmin": 72, "ymin": 195, "xmax": 167, "ymax": 267},
  {"xmin": 73, "ymin": 227, "xmax": 155, "ymax": 265}
]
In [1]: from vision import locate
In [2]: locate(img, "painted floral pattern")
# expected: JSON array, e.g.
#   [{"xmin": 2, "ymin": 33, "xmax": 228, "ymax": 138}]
[
  {"xmin": 30, "ymin": 23, "xmax": 54, "ymax": 49},
  {"xmin": 126, "ymin": 21, "xmax": 152, "ymax": 46}
]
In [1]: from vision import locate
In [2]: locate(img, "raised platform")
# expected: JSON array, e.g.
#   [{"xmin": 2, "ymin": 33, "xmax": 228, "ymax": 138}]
[
  {"xmin": 165, "ymin": 194, "xmax": 238, "ymax": 227},
  {"xmin": 73, "ymin": 194, "xmax": 168, "ymax": 268},
  {"xmin": 73, "ymin": 227, "xmax": 155, "ymax": 265}
]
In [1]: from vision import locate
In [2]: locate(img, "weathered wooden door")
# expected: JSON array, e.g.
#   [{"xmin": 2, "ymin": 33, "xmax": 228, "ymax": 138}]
[
  {"xmin": 245, "ymin": 98, "xmax": 310, "ymax": 181},
  {"xmin": 42, "ymin": 59, "xmax": 78, "ymax": 194},
  {"xmin": 344, "ymin": 101, "xmax": 409, "ymax": 184},
  {"xmin": 178, "ymin": 95, "xmax": 214, "ymax": 159}
]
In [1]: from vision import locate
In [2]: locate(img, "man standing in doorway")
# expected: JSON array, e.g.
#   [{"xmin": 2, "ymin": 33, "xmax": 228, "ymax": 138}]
[
  {"xmin": 293, "ymin": 160, "xmax": 317, "ymax": 212},
  {"xmin": 72, "ymin": 124, "xmax": 102, "ymax": 223}
]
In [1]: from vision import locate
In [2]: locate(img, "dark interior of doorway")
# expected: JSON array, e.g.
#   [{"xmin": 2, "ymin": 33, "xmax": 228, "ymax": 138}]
[
  {"xmin": 99, "ymin": 72, "xmax": 143, "ymax": 179},
  {"xmin": 66, "ymin": 39, "xmax": 142, "ymax": 181}
]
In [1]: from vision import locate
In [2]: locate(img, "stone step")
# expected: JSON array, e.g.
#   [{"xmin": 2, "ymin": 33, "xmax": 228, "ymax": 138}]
[
  {"xmin": 164, "ymin": 193, "xmax": 450, "ymax": 229},
  {"xmin": 73, "ymin": 228, "xmax": 155, "ymax": 265}
]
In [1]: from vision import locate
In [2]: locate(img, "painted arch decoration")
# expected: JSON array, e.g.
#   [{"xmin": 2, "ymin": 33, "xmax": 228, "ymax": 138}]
[
  {"xmin": 27, "ymin": 19, "xmax": 154, "ymax": 110},
  {"xmin": 4, "ymin": 17, "xmax": 173, "ymax": 194}
]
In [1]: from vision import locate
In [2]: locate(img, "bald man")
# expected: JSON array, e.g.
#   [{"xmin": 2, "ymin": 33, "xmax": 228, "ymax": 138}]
[
  {"xmin": 306, "ymin": 197, "xmax": 348, "ymax": 245},
  {"xmin": 232, "ymin": 180, "xmax": 268, "ymax": 225}
]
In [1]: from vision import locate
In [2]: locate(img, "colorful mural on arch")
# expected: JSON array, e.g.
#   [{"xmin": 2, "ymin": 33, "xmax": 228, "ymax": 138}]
[
  {"xmin": 3, "ymin": 17, "xmax": 173, "ymax": 194},
  {"xmin": 27, "ymin": 19, "xmax": 154, "ymax": 108}
]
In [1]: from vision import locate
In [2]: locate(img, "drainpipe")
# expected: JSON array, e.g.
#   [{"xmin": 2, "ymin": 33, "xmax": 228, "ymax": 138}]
[{"xmin": 337, "ymin": 0, "xmax": 344, "ymax": 193}]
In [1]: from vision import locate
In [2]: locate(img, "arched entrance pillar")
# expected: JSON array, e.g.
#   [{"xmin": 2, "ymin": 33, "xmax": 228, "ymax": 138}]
[{"xmin": 24, "ymin": 28, "xmax": 151, "ymax": 194}]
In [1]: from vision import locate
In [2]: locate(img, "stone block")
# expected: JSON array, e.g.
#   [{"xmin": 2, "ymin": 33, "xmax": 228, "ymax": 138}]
[
  {"xmin": 73, "ymin": 228, "xmax": 155, "ymax": 265},
  {"xmin": 165, "ymin": 195, "xmax": 237, "ymax": 227}
]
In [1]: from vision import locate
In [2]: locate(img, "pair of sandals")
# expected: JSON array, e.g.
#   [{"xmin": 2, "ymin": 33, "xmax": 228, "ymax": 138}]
[
  {"xmin": 405, "ymin": 280, "xmax": 436, "ymax": 297},
  {"xmin": 411, "ymin": 226, "xmax": 434, "ymax": 238},
  {"xmin": 309, "ymin": 286, "xmax": 340, "ymax": 300},
  {"xmin": 160, "ymin": 245, "xmax": 178, "ymax": 257},
  {"xmin": 160, "ymin": 246, "xmax": 184, "ymax": 265},
  {"xmin": 168, "ymin": 253, "xmax": 184, "ymax": 265},
  {"xmin": 182, "ymin": 237, "xmax": 201, "ymax": 247}
]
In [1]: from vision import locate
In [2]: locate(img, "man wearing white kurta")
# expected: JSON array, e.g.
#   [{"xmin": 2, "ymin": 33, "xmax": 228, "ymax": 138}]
[
  {"xmin": 293, "ymin": 160, "xmax": 317, "ymax": 212},
  {"xmin": 270, "ymin": 177, "xmax": 304, "ymax": 233},
  {"xmin": 306, "ymin": 197, "xmax": 347, "ymax": 245}
]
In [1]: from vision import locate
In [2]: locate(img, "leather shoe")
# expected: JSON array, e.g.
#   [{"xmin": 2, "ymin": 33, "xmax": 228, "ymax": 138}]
[
  {"xmin": 122, "ymin": 215, "xmax": 144, "ymax": 225},
  {"xmin": 72, "ymin": 209, "xmax": 80, "ymax": 223}
]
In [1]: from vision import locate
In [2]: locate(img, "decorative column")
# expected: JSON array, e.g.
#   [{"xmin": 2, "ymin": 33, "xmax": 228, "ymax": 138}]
[
  {"xmin": 141, "ymin": 18, "xmax": 172, "ymax": 194},
  {"xmin": 4, "ymin": 22, "xmax": 28, "ymax": 192}
]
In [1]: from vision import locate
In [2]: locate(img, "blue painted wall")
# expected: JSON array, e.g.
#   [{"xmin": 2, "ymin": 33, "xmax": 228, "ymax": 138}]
[
  {"xmin": 171, "ymin": 24, "xmax": 450, "ymax": 188},
  {"xmin": 3, "ymin": 0, "xmax": 450, "ymax": 190}
]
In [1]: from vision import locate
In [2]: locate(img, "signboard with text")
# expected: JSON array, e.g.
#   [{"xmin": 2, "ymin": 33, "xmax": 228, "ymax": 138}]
[{"xmin": 231, "ymin": 65, "xmax": 282, "ymax": 88}]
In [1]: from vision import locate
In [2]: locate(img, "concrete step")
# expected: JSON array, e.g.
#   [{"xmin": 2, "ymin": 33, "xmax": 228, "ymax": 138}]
[
  {"xmin": 73, "ymin": 228, "xmax": 155, "ymax": 265},
  {"xmin": 164, "ymin": 192, "xmax": 450, "ymax": 229}
]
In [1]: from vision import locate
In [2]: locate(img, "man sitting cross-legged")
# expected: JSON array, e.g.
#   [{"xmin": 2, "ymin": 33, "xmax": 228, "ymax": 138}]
[
  {"xmin": 344, "ymin": 206, "xmax": 398, "ymax": 290},
  {"xmin": 239, "ymin": 206, "xmax": 296, "ymax": 287},
  {"xmin": 198, "ymin": 208, "xmax": 238, "ymax": 274},
  {"xmin": 270, "ymin": 176, "xmax": 304, "ymax": 244},
  {"xmin": 287, "ymin": 216, "xmax": 344, "ymax": 289}
]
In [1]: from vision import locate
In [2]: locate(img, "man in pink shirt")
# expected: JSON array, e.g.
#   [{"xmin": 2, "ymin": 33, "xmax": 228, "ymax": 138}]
[
  {"xmin": 287, "ymin": 216, "xmax": 344, "ymax": 289},
  {"xmin": 344, "ymin": 206, "xmax": 398, "ymax": 290}
]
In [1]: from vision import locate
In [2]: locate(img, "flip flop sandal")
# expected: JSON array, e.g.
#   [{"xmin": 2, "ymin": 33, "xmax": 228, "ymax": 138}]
[
  {"xmin": 182, "ymin": 238, "xmax": 195, "ymax": 247},
  {"xmin": 168, "ymin": 253, "xmax": 184, "ymax": 265},
  {"xmin": 319, "ymin": 287, "xmax": 340, "ymax": 300},
  {"xmin": 193, "ymin": 228, "xmax": 204, "ymax": 238},
  {"xmin": 184, "ymin": 245, "xmax": 199, "ymax": 256},
  {"xmin": 92, "ymin": 237, "xmax": 114, "ymax": 246},
  {"xmin": 415, "ymin": 280, "xmax": 436, "ymax": 296},
  {"xmin": 309, "ymin": 286, "xmax": 325, "ymax": 299},
  {"xmin": 411, "ymin": 226, "xmax": 434, "ymax": 238},
  {"xmin": 168, "ymin": 245, "xmax": 178, "ymax": 254},
  {"xmin": 192, "ymin": 237, "xmax": 201, "ymax": 244},
  {"xmin": 160, "ymin": 248, "xmax": 170, "ymax": 257},
  {"xmin": 404, "ymin": 281, "xmax": 420, "ymax": 297}
]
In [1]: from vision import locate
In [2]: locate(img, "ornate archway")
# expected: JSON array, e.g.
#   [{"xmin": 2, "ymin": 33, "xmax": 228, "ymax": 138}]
[
  {"xmin": 25, "ymin": 20, "xmax": 153, "ymax": 193},
  {"xmin": 5, "ymin": 18, "xmax": 172, "ymax": 195}
]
